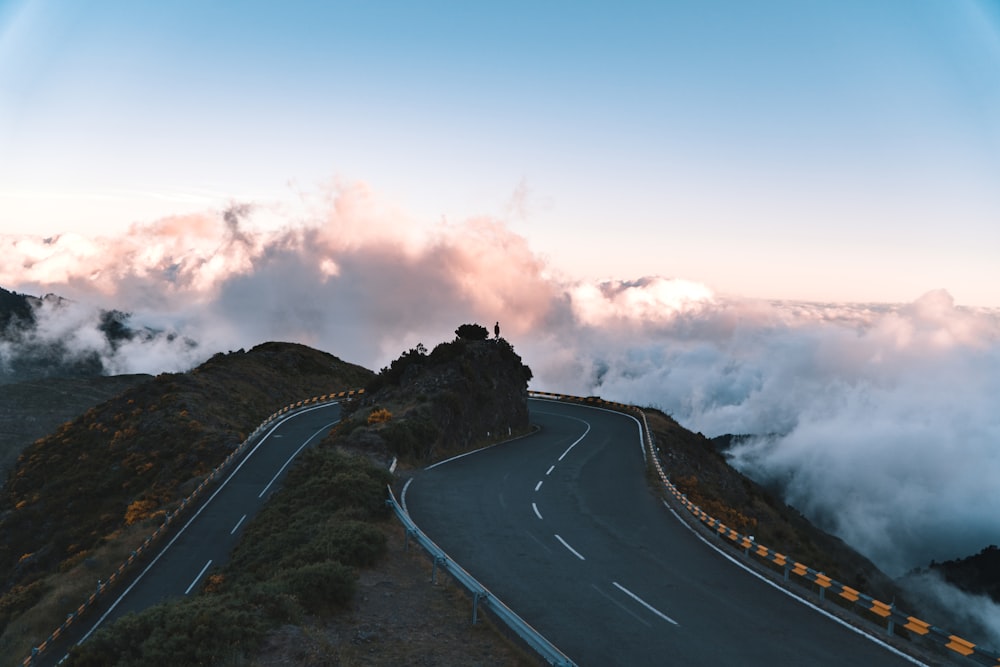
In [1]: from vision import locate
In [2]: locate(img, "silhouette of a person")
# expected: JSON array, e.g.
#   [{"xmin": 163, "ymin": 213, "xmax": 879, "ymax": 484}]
[{"xmin": 494, "ymin": 321, "xmax": 500, "ymax": 339}]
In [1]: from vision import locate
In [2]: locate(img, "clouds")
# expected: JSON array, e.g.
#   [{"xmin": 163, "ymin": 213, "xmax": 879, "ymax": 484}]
[
  {"xmin": 559, "ymin": 285, "xmax": 1000, "ymax": 576},
  {"xmin": 518, "ymin": 279, "xmax": 1000, "ymax": 584},
  {"xmin": 901, "ymin": 570, "xmax": 1000, "ymax": 652},
  {"xmin": 3, "ymin": 182, "xmax": 1000, "ymax": 637},
  {"xmin": 1, "ymin": 181, "xmax": 568, "ymax": 372}
]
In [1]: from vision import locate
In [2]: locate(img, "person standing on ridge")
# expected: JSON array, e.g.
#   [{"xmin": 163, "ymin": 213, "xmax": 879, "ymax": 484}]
[{"xmin": 494, "ymin": 321, "xmax": 500, "ymax": 339}]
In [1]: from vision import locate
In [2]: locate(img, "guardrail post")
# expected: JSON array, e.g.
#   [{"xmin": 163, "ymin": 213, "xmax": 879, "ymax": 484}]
[
  {"xmin": 432, "ymin": 555, "xmax": 445, "ymax": 584},
  {"xmin": 888, "ymin": 603, "xmax": 895, "ymax": 636},
  {"xmin": 472, "ymin": 591, "xmax": 486, "ymax": 624},
  {"xmin": 783, "ymin": 562, "xmax": 790, "ymax": 581},
  {"xmin": 405, "ymin": 528, "xmax": 416, "ymax": 552}
]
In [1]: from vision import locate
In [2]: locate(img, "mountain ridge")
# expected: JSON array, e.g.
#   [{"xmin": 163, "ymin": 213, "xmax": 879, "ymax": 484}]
[{"xmin": 0, "ymin": 340, "xmax": 373, "ymax": 660}]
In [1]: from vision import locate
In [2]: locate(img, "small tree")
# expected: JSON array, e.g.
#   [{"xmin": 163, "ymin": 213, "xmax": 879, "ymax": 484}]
[{"xmin": 455, "ymin": 323, "xmax": 489, "ymax": 341}]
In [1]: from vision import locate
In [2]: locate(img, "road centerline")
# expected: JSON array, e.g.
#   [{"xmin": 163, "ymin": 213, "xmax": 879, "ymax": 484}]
[
  {"xmin": 554, "ymin": 534, "xmax": 586, "ymax": 561},
  {"xmin": 230, "ymin": 514, "xmax": 247, "ymax": 535},
  {"xmin": 591, "ymin": 583, "xmax": 651, "ymax": 627},
  {"xmin": 534, "ymin": 480, "xmax": 543, "ymax": 492},
  {"xmin": 557, "ymin": 421, "xmax": 592, "ymax": 461},
  {"xmin": 532, "ymin": 502, "xmax": 543, "ymax": 520},
  {"xmin": 612, "ymin": 581, "xmax": 679, "ymax": 626}
]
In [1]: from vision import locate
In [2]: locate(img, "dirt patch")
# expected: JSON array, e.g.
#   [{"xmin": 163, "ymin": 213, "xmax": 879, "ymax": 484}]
[{"xmin": 252, "ymin": 522, "xmax": 540, "ymax": 667}]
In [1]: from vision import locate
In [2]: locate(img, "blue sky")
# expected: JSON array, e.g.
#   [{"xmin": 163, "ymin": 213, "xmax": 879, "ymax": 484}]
[{"xmin": 2, "ymin": 0, "xmax": 999, "ymax": 305}]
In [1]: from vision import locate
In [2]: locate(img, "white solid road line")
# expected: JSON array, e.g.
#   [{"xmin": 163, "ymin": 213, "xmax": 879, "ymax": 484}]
[
  {"xmin": 534, "ymin": 399, "xmax": 645, "ymax": 463},
  {"xmin": 557, "ymin": 421, "xmax": 591, "ymax": 461},
  {"xmin": 424, "ymin": 443, "xmax": 494, "ymax": 470},
  {"xmin": 185, "ymin": 560, "xmax": 213, "ymax": 595},
  {"xmin": 72, "ymin": 402, "xmax": 339, "ymax": 649},
  {"xmin": 532, "ymin": 502, "xmax": 543, "ymax": 520},
  {"xmin": 662, "ymin": 502, "xmax": 926, "ymax": 665},
  {"xmin": 554, "ymin": 534, "xmax": 586, "ymax": 561},
  {"xmin": 230, "ymin": 514, "xmax": 247, "ymax": 535},
  {"xmin": 258, "ymin": 420, "xmax": 339, "ymax": 498},
  {"xmin": 612, "ymin": 581, "xmax": 679, "ymax": 626}
]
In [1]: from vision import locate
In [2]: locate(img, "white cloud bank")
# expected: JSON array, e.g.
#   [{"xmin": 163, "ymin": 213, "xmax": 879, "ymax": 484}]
[{"xmin": 3, "ymin": 181, "xmax": 999, "ymax": 636}]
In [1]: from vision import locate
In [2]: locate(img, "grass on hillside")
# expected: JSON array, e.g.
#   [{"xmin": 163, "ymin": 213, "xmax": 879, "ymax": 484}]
[
  {"xmin": 0, "ymin": 342, "xmax": 374, "ymax": 661},
  {"xmin": 643, "ymin": 408, "xmax": 906, "ymax": 608},
  {"xmin": 66, "ymin": 440, "xmax": 392, "ymax": 666},
  {"xmin": 0, "ymin": 375, "xmax": 151, "ymax": 484}
]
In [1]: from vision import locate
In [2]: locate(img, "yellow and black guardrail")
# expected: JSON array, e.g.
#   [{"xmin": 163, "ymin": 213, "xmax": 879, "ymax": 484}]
[
  {"xmin": 528, "ymin": 390, "xmax": 1000, "ymax": 666},
  {"xmin": 22, "ymin": 389, "xmax": 364, "ymax": 666}
]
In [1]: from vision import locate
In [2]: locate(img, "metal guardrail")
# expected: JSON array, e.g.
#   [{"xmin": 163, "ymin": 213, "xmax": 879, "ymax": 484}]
[
  {"xmin": 530, "ymin": 390, "xmax": 1000, "ymax": 666},
  {"xmin": 22, "ymin": 389, "xmax": 364, "ymax": 666},
  {"xmin": 385, "ymin": 484, "xmax": 576, "ymax": 667}
]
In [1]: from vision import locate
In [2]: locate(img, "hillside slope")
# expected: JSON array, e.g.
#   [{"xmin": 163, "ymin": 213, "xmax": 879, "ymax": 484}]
[
  {"xmin": 927, "ymin": 545, "xmax": 1000, "ymax": 602},
  {"xmin": 0, "ymin": 342, "xmax": 373, "ymax": 655},
  {"xmin": 0, "ymin": 285, "xmax": 186, "ymax": 384},
  {"xmin": 649, "ymin": 410, "xmax": 902, "ymax": 604},
  {"xmin": 5, "ymin": 324, "xmax": 969, "ymax": 664},
  {"xmin": 65, "ymin": 327, "xmax": 536, "ymax": 666},
  {"xmin": 0, "ymin": 375, "xmax": 151, "ymax": 486}
]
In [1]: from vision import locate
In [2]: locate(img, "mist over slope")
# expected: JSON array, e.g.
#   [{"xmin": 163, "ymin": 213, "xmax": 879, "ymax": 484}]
[
  {"xmin": 3, "ymin": 185, "xmax": 999, "ymax": 591},
  {"xmin": 0, "ymin": 286, "xmax": 193, "ymax": 383}
]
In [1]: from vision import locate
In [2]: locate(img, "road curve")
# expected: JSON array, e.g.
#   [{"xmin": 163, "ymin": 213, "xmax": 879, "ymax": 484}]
[
  {"xmin": 44, "ymin": 402, "xmax": 342, "ymax": 665},
  {"xmin": 404, "ymin": 398, "xmax": 921, "ymax": 667}
]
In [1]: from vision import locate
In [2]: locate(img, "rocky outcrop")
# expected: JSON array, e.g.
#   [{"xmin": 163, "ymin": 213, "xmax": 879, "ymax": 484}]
[{"xmin": 341, "ymin": 330, "xmax": 533, "ymax": 466}]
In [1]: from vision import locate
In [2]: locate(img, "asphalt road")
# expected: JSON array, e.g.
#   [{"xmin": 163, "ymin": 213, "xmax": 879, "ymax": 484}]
[
  {"xmin": 46, "ymin": 402, "xmax": 342, "ymax": 664},
  {"xmin": 404, "ymin": 398, "xmax": 922, "ymax": 667}
]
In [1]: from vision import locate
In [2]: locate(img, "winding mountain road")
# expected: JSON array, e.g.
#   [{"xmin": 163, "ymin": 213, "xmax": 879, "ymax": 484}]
[
  {"xmin": 404, "ymin": 398, "xmax": 921, "ymax": 666},
  {"xmin": 43, "ymin": 402, "xmax": 343, "ymax": 665}
]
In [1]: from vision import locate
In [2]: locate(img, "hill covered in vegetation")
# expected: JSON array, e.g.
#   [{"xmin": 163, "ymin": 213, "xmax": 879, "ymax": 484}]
[
  {"xmin": 0, "ymin": 287, "xmax": 34, "ymax": 334},
  {"xmin": 0, "ymin": 286, "xmax": 147, "ymax": 384},
  {"xmin": 0, "ymin": 342, "xmax": 373, "ymax": 659},
  {"xmin": 4, "ymin": 314, "xmax": 979, "ymax": 664},
  {"xmin": 648, "ymin": 411, "xmax": 902, "ymax": 604},
  {"xmin": 0, "ymin": 375, "xmax": 152, "ymax": 487},
  {"xmin": 0, "ymin": 286, "xmax": 102, "ymax": 381},
  {"xmin": 339, "ymin": 324, "xmax": 533, "ymax": 467},
  {"xmin": 65, "ymin": 326, "xmax": 536, "ymax": 666},
  {"xmin": 926, "ymin": 545, "xmax": 1000, "ymax": 602}
]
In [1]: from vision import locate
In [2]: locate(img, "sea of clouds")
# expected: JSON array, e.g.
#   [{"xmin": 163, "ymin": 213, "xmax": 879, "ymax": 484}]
[{"xmin": 3, "ymin": 182, "xmax": 999, "ymax": 642}]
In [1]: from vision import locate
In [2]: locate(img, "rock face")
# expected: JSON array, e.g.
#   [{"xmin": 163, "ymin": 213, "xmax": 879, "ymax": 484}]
[{"xmin": 344, "ymin": 332, "xmax": 533, "ymax": 465}]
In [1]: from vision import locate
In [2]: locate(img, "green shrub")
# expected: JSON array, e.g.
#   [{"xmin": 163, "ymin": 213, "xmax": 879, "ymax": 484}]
[
  {"xmin": 68, "ymin": 593, "xmax": 265, "ymax": 667},
  {"xmin": 455, "ymin": 323, "xmax": 489, "ymax": 341},
  {"xmin": 327, "ymin": 468, "xmax": 391, "ymax": 515},
  {"xmin": 0, "ymin": 579, "xmax": 48, "ymax": 631},
  {"xmin": 366, "ymin": 344, "xmax": 427, "ymax": 391},
  {"xmin": 276, "ymin": 561, "xmax": 356, "ymax": 615},
  {"xmin": 309, "ymin": 519, "xmax": 387, "ymax": 567},
  {"xmin": 381, "ymin": 417, "xmax": 440, "ymax": 462},
  {"xmin": 222, "ymin": 449, "xmax": 390, "ymax": 588}
]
